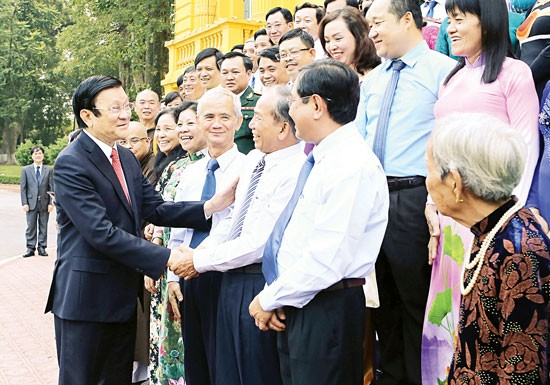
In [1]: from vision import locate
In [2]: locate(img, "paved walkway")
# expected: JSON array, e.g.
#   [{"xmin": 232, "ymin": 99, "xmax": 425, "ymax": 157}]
[{"xmin": 0, "ymin": 185, "xmax": 58, "ymax": 384}]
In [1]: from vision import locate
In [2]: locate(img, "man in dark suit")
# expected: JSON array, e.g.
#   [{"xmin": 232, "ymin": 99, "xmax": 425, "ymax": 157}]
[
  {"xmin": 219, "ymin": 51, "xmax": 260, "ymax": 154},
  {"xmin": 20, "ymin": 145, "xmax": 54, "ymax": 257},
  {"xmin": 45, "ymin": 75, "xmax": 234, "ymax": 385}
]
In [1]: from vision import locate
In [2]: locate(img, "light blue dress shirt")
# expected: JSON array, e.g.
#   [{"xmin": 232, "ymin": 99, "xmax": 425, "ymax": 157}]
[{"xmin": 355, "ymin": 41, "xmax": 455, "ymax": 177}]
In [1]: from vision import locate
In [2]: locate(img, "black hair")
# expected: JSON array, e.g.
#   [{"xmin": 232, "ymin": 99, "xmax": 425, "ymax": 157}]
[
  {"xmin": 176, "ymin": 66, "xmax": 197, "ymax": 87},
  {"xmin": 279, "ymin": 28, "xmax": 315, "ymax": 48},
  {"xmin": 231, "ymin": 44, "xmax": 245, "ymax": 52},
  {"xmin": 254, "ymin": 29, "xmax": 268, "ymax": 40},
  {"xmin": 194, "ymin": 48, "xmax": 224, "ymax": 70},
  {"xmin": 387, "ymin": 0, "xmax": 423, "ymax": 30},
  {"xmin": 152, "ymin": 107, "xmax": 185, "ymax": 179},
  {"xmin": 444, "ymin": 0, "xmax": 512, "ymax": 85},
  {"xmin": 174, "ymin": 101, "xmax": 198, "ymax": 118},
  {"xmin": 30, "ymin": 146, "xmax": 45, "ymax": 155},
  {"xmin": 72, "ymin": 75, "xmax": 123, "ymax": 128},
  {"xmin": 163, "ymin": 91, "xmax": 183, "ymax": 105},
  {"xmin": 218, "ymin": 51, "xmax": 254, "ymax": 72},
  {"xmin": 296, "ymin": 59, "xmax": 360, "ymax": 125},
  {"xmin": 323, "ymin": 0, "xmax": 359, "ymax": 10},
  {"xmin": 259, "ymin": 46, "xmax": 280, "ymax": 62},
  {"xmin": 266, "ymin": 7, "xmax": 293, "ymax": 23},
  {"xmin": 295, "ymin": 2, "xmax": 326, "ymax": 23}
]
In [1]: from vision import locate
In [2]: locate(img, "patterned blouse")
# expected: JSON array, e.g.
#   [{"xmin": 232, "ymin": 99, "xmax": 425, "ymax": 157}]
[{"xmin": 448, "ymin": 199, "xmax": 550, "ymax": 385}]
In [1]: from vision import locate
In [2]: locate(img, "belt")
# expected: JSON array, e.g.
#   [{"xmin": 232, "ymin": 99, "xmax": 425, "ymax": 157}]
[
  {"xmin": 229, "ymin": 263, "xmax": 263, "ymax": 274},
  {"xmin": 386, "ymin": 176, "xmax": 425, "ymax": 192},
  {"xmin": 324, "ymin": 278, "xmax": 365, "ymax": 292}
]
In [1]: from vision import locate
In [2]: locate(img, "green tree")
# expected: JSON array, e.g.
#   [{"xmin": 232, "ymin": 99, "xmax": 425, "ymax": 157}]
[{"xmin": 0, "ymin": 0, "xmax": 70, "ymax": 164}]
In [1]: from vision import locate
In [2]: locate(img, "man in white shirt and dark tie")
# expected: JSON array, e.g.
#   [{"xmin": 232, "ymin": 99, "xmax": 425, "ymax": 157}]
[
  {"xmin": 173, "ymin": 85, "xmax": 305, "ymax": 385},
  {"xmin": 248, "ymin": 60, "xmax": 389, "ymax": 385},
  {"xmin": 166, "ymin": 87, "xmax": 245, "ymax": 385}
]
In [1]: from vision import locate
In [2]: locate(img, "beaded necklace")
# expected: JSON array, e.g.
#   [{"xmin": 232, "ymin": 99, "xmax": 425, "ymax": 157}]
[{"xmin": 460, "ymin": 200, "xmax": 523, "ymax": 296}]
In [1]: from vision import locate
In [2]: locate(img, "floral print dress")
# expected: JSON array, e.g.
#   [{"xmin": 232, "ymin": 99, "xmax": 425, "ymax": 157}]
[
  {"xmin": 448, "ymin": 200, "xmax": 549, "ymax": 385},
  {"xmin": 149, "ymin": 152, "xmax": 204, "ymax": 385}
]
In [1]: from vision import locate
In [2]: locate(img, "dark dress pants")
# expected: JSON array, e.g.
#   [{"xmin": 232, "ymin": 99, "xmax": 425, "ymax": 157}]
[
  {"xmin": 182, "ymin": 271, "xmax": 222, "ymax": 385},
  {"xmin": 216, "ymin": 271, "xmax": 282, "ymax": 385},
  {"xmin": 54, "ymin": 314, "xmax": 136, "ymax": 385},
  {"xmin": 278, "ymin": 286, "xmax": 365, "ymax": 385},
  {"xmin": 26, "ymin": 207, "xmax": 49, "ymax": 250},
  {"xmin": 373, "ymin": 186, "xmax": 431, "ymax": 385}
]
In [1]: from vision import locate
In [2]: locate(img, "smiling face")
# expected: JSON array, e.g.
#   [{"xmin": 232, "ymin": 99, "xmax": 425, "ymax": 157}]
[
  {"xmin": 31, "ymin": 148, "xmax": 44, "ymax": 165},
  {"xmin": 447, "ymin": 9, "xmax": 483, "ymax": 64},
  {"xmin": 266, "ymin": 11, "xmax": 293, "ymax": 45},
  {"xmin": 177, "ymin": 108, "xmax": 206, "ymax": 155},
  {"xmin": 197, "ymin": 94, "xmax": 241, "ymax": 153},
  {"xmin": 154, "ymin": 113, "xmax": 180, "ymax": 155},
  {"xmin": 220, "ymin": 56, "xmax": 252, "ymax": 95},
  {"xmin": 258, "ymin": 56, "xmax": 289, "ymax": 87},
  {"xmin": 249, "ymin": 94, "xmax": 285, "ymax": 154},
  {"xmin": 196, "ymin": 56, "xmax": 221, "ymax": 90},
  {"xmin": 255, "ymin": 34, "xmax": 273, "ymax": 55},
  {"xmin": 366, "ymin": 0, "xmax": 408, "ymax": 60},
  {"xmin": 279, "ymin": 37, "xmax": 315, "ymax": 81},
  {"xmin": 324, "ymin": 18, "xmax": 357, "ymax": 67},
  {"xmin": 134, "ymin": 90, "xmax": 160, "ymax": 124},
  {"xmin": 119, "ymin": 121, "xmax": 150, "ymax": 160},
  {"xmin": 81, "ymin": 87, "xmax": 131, "ymax": 146},
  {"xmin": 295, "ymin": 8, "xmax": 320, "ymax": 40}
]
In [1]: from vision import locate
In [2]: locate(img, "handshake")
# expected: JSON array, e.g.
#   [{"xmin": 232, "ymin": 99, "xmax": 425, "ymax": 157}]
[{"xmin": 167, "ymin": 245, "xmax": 199, "ymax": 280}]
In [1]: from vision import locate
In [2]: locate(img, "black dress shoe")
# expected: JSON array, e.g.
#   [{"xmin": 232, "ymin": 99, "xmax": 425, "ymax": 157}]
[
  {"xmin": 22, "ymin": 250, "xmax": 35, "ymax": 258},
  {"xmin": 38, "ymin": 248, "xmax": 48, "ymax": 256}
]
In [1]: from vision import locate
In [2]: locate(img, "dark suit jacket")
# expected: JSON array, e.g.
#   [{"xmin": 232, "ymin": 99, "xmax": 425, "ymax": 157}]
[
  {"xmin": 235, "ymin": 86, "xmax": 260, "ymax": 155},
  {"xmin": 45, "ymin": 132, "xmax": 210, "ymax": 323},
  {"xmin": 20, "ymin": 164, "xmax": 53, "ymax": 211}
]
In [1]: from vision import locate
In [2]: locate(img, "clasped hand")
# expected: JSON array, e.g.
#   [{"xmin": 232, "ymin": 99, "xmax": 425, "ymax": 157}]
[
  {"xmin": 167, "ymin": 245, "xmax": 199, "ymax": 280},
  {"xmin": 249, "ymin": 295, "xmax": 286, "ymax": 332}
]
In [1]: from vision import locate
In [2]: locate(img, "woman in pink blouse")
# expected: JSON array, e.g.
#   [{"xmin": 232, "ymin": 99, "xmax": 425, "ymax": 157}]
[{"xmin": 421, "ymin": 0, "xmax": 540, "ymax": 384}]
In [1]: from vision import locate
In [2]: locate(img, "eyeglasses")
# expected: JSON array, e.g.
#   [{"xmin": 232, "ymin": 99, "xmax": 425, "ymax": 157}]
[
  {"xmin": 93, "ymin": 102, "xmax": 134, "ymax": 115},
  {"xmin": 277, "ymin": 48, "xmax": 310, "ymax": 60},
  {"xmin": 118, "ymin": 137, "xmax": 147, "ymax": 146}
]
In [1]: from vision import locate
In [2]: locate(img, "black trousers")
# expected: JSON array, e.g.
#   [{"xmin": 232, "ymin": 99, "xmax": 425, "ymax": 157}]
[
  {"xmin": 278, "ymin": 286, "xmax": 365, "ymax": 385},
  {"xmin": 25, "ymin": 207, "xmax": 49, "ymax": 250},
  {"xmin": 182, "ymin": 271, "xmax": 222, "ymax": 385},
  {"xmin": 216, "ymin": 271, "xmax": 282, "ymax": 385},
  {"xmin": 373, "ymin": 186, "xmax": 431, "ymax": 385},
  {"xmin": 54, "ymin": 314, "xmax": 136, "ymax": 385}
]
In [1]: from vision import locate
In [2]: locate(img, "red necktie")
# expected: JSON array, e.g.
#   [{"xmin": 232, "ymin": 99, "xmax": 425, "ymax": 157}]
[{"xmin": 111, "ymin": 147, "xmax": 131, "ymax": 205}]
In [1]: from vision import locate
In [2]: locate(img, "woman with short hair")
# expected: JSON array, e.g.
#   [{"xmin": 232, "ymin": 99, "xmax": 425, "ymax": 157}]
[{"xmin": 426, "ymin": 113, "xmax": 549, "ymax": 385}]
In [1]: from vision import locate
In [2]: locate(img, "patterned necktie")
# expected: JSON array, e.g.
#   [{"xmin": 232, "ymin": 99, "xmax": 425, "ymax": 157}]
[
  {"xmin": 262, "ymin": 153, "xmax": 315, "ymax": 284},
  {"xmin": 36, "ymin": 166, "xmax": 41, "ymax": 184},
  {"xmin": 111, "ymin": 147, "xmax": 131, "ymax": 205},
  {"xmin": 372, "ymin": 59, "xmax": 406, "ymax": 167},
  {"xmin": 427, "ymin": 1, "xmax": 437, "ymax": 18},
  {"xmin": 189, "ymin": 158, "xmax": 220, "ymax": 248},
  {"xmin": 226, "ymin": 156, "xmax": 266, "ymax": 241}
]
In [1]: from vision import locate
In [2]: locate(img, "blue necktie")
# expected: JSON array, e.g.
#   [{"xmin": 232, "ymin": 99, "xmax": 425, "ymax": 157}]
[
  {"xmin": 189, "ymin": 158, "xmax": 219, "ymax": 248},
  {"xmin": 372, "ymin": 59, "xmax": 406, "ymax": 167},
  {"xmin": 427, "ymin": 1, "xmax": 437, "ymax": 18},
  {"xmin": 226, "ymin": 156, "xmax": 266, "ymax": 240},
  {"xmin": 36, "ymin": 166, "xmax": 41, "ymax": 184},
  {"xmin": 262, "ymin": 153, "xmax": 315, "ymax": 284}
]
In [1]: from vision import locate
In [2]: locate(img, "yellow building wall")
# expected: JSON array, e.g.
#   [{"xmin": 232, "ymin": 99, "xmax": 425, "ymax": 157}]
[{"xmin": 162, "ymin": 0, "xmax": 323, "ymax": 92}]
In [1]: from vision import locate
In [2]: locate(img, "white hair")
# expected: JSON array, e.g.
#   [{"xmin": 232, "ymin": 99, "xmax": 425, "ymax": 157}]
[
  {"xmin": 197, "ymin": 87, "xmax": 242, "ymax": 118},
  {"xmin": 430, "ymin": 113, "xmax": 526, "ymax": 202}
]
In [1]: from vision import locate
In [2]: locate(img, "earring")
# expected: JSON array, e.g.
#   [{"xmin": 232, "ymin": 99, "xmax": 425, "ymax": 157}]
[{"xmin": 456, "ymin": 197, "xmax": 464, "ymax": 203}]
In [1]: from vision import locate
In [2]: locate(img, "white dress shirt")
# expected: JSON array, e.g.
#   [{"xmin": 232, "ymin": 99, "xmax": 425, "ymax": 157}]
[
  {"xmin": 194, "ymin": 142, "xmax": 306, "ymax": 272},
  {"xmin": 258, "ymin": 123, "xmax": 389, "ymax": 311},
  {"xmin": 166, "ymin": 145, "xmax": 245, "ymax": 281},
  {"xmin": 421, "ymin": 0, "xmax": 447, "ymax": 22}
]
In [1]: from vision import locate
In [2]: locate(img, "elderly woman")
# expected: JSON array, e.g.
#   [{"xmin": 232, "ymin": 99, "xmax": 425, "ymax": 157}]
[
  {"xmin": 426, "ymin": 113, "xmax": 549, "ymax": 385},
  {"xmin": 422, "ymin": 0, "xmax": 540, "ymax": 382}
]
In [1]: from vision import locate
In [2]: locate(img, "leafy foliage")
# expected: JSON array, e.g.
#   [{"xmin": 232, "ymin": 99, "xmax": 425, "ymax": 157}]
[
  {"xmin": 443, "ymin": 225, "xmax": 465, "ymax": 266},
  {"xmin": 427, "ymin": 287, "xmax": 453, "ymax": 327}
]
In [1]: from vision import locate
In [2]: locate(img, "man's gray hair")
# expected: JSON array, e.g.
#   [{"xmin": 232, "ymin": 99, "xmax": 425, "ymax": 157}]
[
  {"xmin": 430, "ymin": 113, "xmax": 526, "ymax": 203},
  {"xmin": 270, "ymin": 85, "xmax": 296, "ymax": 134},
  {"xmin": 197, "ymin": 87, "xmax": 242, "ymax": 118}
]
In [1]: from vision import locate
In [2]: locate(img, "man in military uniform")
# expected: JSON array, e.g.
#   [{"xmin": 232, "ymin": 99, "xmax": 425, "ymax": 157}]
[{"xmin": 219, "ymin": 51, "xmax": 260, "ymax": 154}]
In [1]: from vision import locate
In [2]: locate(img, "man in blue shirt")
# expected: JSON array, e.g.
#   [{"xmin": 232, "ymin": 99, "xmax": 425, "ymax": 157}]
[{"xmin": 356, "ymin": 0, "xmax": 455, "ymax": 384}]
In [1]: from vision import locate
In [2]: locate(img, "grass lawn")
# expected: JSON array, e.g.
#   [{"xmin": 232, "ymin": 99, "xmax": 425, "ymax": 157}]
[{"xmin": 0, "ymin": 165, "xmax": 23, "ymax": 184}]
